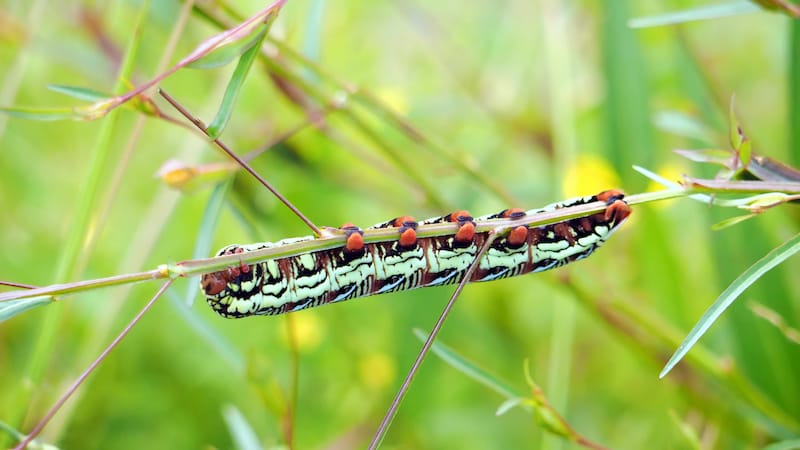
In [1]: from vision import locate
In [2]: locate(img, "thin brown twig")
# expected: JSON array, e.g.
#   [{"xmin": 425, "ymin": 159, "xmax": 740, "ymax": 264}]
[
  {"xmin": 14, "ymin": 279, "xmax": 174, "ymax": 450},
  {"xmin": 0, "ymin": 281, "xmax": 38, "ymax": 289},
  {"xmin": 157, "ymin": 88, "xmax": 323, "ymax": 237},
  {"xmin": 368, "ymin": 229, "xmax": 501, "ymax": 449}
]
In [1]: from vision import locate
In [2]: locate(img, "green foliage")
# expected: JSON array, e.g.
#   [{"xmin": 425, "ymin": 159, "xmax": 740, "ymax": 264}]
[{"xmin": 0, "ymin": 1, "xmax": 799, "ymax": 449}]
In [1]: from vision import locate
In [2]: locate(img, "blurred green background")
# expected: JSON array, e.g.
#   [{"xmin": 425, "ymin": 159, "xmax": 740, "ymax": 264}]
[{"xmin": 1, "ymin": 1, "xmax": 799, "ymax": 449}]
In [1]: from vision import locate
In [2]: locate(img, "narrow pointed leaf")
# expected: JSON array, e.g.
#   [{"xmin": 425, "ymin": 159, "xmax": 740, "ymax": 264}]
[
  {"xmin": 47, "ymin": 84, "xmax": 110, "ymax": 102},
  {"xmin": 184, "ymin": 2, "xmax": 283, "ymax": 70},
  {"xmin": 710, "ymin": 213, "xmax": 758, "ymax": 231},
  {"xmin": 186, "ymin": 24, "xmax": 267, "ymax": 70},
  {"xmin": 207, "ymin": 28, "xmax": 268, "ymax": 138},
  {"xmin": 412, "ymin": 328, "xmax": 520, "ymax": 399},
  {"xmin": 184, "ymin": 180, "xmax": 233, "ymax": 304},
  {"xmin": 729, "ymin": 94, "xmax": 742, "ymax": 149},
  {"xmin": 0, "ymin": 297, "xmax": 51, "ymax": 322},
  {"xmin": 761, "ymin": 439, "xmax": 800, "ymax": 450},
  {"xmin": 495, "ymin": 397, "xmax": 528, "ymax": 416},
  {"xmin": 0, "ymin": 106, "xmax": 82, "ymax": 121},
  {"xmin": 628, "ymin": 2, "xmax": 760, "ymax": 28},
  {"xmin": 739, "ymin": 137, "xmax": 752, "ymax": 167},
  {"xmin": 653, "ymin": 111, "xmax": 715, "ymax": 141},
  {"xmin": 660, "ymin": 232, "xmax": 800, "ymax": 378},
  {"xmin": 674, "ymin": 148, "xmax": 734, "ymax": 166},
  {"xmin": 222, "ymin": 405, "xmax": 262, "ymax": 450},
  {"xmin": 750, "ymin": 303, "xmax": 800, "ymax": 345}
]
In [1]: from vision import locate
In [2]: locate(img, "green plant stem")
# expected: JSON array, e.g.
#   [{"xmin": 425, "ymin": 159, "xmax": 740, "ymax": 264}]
[
  {"xmin": 8, "ymin": 1, "xmax": 150, "ymax": 441},
  {"xmin": 0, "ymin": 189, "xmax": 688, "ymax": 305},
  {"xmin": 575, "ymin": 281, "xmax": 800, "ymax": 435}
]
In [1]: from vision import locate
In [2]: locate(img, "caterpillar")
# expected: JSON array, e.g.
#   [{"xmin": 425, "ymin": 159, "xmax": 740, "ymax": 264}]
[{"xmin": 201, "ymin": 190, "xmax": 631, "ymax": 318}]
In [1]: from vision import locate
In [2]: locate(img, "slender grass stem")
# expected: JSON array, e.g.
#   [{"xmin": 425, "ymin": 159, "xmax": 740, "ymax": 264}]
[
  {"xmin": 368, "ymin": 229, "xmax": 500, "ymax": 449},
  {"xmin": 13, "ymin": 279, "xmax": 174, "ymax": 450},
  {"xmin": 157, "ymin": 89, "xmax": 324, "ymax": 237}
]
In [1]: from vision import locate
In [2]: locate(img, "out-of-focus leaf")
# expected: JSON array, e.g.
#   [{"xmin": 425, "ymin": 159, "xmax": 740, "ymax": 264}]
[
  {"xmin": 47, "ymin": 84, "xmax": 110, "ymax": 102},
  {"xmin": 710, "ymin": 213, "xmax": 758, "ymax": 231},
  {"xmin": 729, "ymin": 95, "xmax": 742, "ymax": 149},
  {"xmin": 739, "ymin": 136, "xmax": 752, "ymax": 167},
  {"xmin": 762, "ymin": 439, "xmax": 800, "ymax": 450},
  {"xmin": 729, "ymin": 96, "xmax": 753, "ymax": 169},
  {"xmin": 495, "ymin": 397, "xmax": 528, "ymax": 416},
  {"xmin": 0, "ymin": 297, "xmax": 51, "ymax": 322},
  {"xmin": 186, "ymin": 25, "xmax": 266, "ymax": 70},
  {"xmin": 156, "ymin": 159, "xmax": 238, "ymax": 193},
  {"xmin": 412, "ymin": 328, "xmax": 520, "ymax": 399},
  {"xmin": 0, "ymin": 106, "xmax": 83, "ymax": 121},
  {"xmin": 737, "ymin": 192, "xmax": 794, "ymax": 212},
  {"xmin": 207, "ymin": 28, "xmax": 268, "ymax": 138},
  {"xmin": 653, "ymin": 111, "xmax": 716, "ymax": 142},
  {"xmin": 222, "ymin": 405, "xmax": 262, "ymax": 450},
  {"xmin": 532, "ymin": 399, "xmax": 572, "ymax": 438},
  {"xmin": 185, "ymin": 180, "xmax": 233, "ymax": 304},
  {"xmin": 660, "ymin": 232, "xmax": 800, "ymax": 378},
  {"xmin": 628, "ymin": 1, "xmax": 760, "ymax": 28},
  {"xmin": 184, "ymin": 3, "xmax": 282, "ymax": 70},
  {"xmin": 674, "ymin": 148, "xmax": 733, "ymax": 166},
  {"xmin": 0, "ymin": 418, "xmax": 61, "ymax": 450},
  {"xmin": 668, "ymin": 410, "xmax": 702, "ymax": 450},
  {"xmin": 750, "ymin": 303, "xmax": 800, "ymax": 346}
]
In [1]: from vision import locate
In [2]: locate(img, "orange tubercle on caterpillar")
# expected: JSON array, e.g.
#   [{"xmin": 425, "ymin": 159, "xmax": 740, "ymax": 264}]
[
  {"xmin": 605, "ymin": 200, "xmax": 631, "ymax": 223},
  {"xmin": 507, "ymin": 225, "xmax": 528, "ymax": 246},
  {"xmin": 501, "ymin": 208, "xmax": 526, "ymax": 219},
  {"xmin": 340, "ymin": 223, "xmax": 365, "ymax": 252},
  {"xmin": 454, "ymin": 220, "xmax": 475, "ymax": 243},
  {"xmin": 448, "ymin": 210, "xmax": 470, "ymax": 222},
  {"xmin": 399, "ymin": 227, "xmax": 417, "ymax": 247},
  {"xmin": 596, "ymin": 189, "xmax": 625, "ymax": 204},
  {"xmin": 393, "ymin": 216, "xmax": 415, "ymax": 227}
]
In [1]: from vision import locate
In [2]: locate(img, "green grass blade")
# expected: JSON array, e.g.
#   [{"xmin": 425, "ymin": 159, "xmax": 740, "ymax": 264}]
[
  {"xmin": 601, "ymin": 2, "xmax": 654, "ymax": 187},
  {"xmin": 750, "ymin": 303, "xmax": 800, "ymax": 345},
  {"xmin": 628, "ymin": 1, "xmax": 760, "ymax": 28},
  {"xmin": 762, "ymin": 439, "xmax": 800, "ymax": 450},
  {"xmin": 0, "ymin": 298, "xmax": 51, "ymax": 322},
  {"xmin": 184, "ymin": 2, "xmax": 284, "ymax": 70},
  {"xmin": 0, "ymin": 419, "xmax": 60, "ymax": 450},
  {"xmin": 222, "ymin": 405, "xmax": 262, "ymax": 450},
  {"xmin": 184, "ymin": 180, "xmax": 232, "ymax": 305},
  {"xmin": 412, "ymin": 328, "xmax": 521, "ymax": 400},
  {"xmin": 47, "ymin": 84, "xmax": 109, "ymax": 102},
  {"xmin": 653, "ymin": 111, "xmax": 717, "ymax": 142},
  {"xmin": 10, "ymin": 0, "xmax": 151, "ymax": 440},
  {"xmin": 790, "ymin": 21, "xmax": 800, "ymax": 168},
  {"xmin": 207, "ymin": 28, "xmax": 268, "ymax": 139},
  {"xmin": 660, "ymin": 232, "xmax": 800, "ymax": 378},
  {"xmin": 166, "ymin": 289, "xmax": 245, "ymax": 373},
  {"xmin": 0, "ymin": 106, "xmax": 82, "ymax": 121},
  {"xmin": 185, "ymin": 25, "xmax": 266, "ymax": 70}
]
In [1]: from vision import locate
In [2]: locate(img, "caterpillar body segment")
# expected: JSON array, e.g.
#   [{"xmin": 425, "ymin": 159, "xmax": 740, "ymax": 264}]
[{"xmin": 201, "ymin": 190, "xmax": 631, "ymax": 318}]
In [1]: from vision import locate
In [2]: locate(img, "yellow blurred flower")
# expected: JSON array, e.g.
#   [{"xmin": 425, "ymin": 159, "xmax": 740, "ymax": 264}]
[
  {"xmin": 277, "ymin": 312, "xmax": 324, "ymax": 352},
  {"xmin": 374, "ymin": 88, "xmax": 409, "ymax": 115},
  {"xmin": 645, "ymin": 164, "xmax": 684, "ymax": 192},
  {"xmin": 644, "ymin": 163, "xmax": 685, "ymax": 210},
  {"xmin": 561, "ymin": 154, "xmax": 621, "ymax": 197},
  {"xmin": 358, "ymin": 352, "xmax": 395, "ymax": 391},
  {"xmin": 156, "ymin": 159, "xmax": 237, "ymax": 193}
]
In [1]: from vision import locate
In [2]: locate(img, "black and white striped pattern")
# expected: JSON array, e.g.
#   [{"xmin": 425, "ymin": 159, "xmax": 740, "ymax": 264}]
[{"xmin": 202, "ymin": 192, "xmax": 630, "ymax": 318}]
